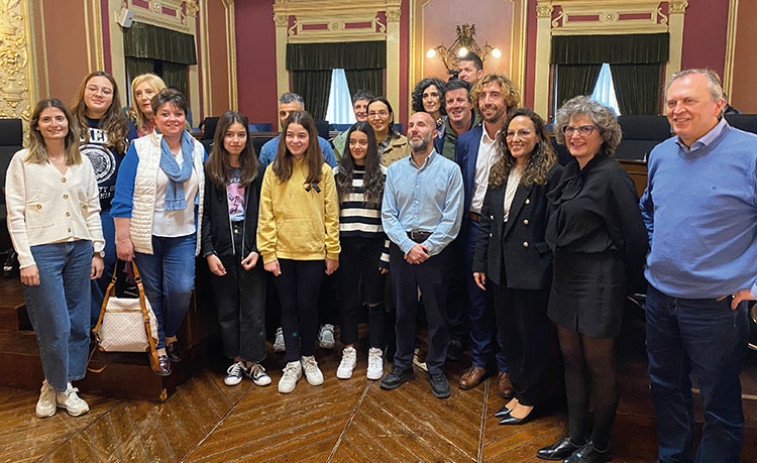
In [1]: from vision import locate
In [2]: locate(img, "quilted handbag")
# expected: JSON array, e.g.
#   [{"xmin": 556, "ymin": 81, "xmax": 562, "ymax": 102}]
[{"xmin": 92, "ymin": 260, "xmax": 160, "ymax": 372}]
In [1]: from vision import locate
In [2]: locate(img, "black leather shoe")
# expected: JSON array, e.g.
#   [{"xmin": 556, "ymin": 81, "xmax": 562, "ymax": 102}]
[
  {"xmin": 563, "ymin": 442, "xmax": 611, "ymax": 463},
  {"xmin": 494, "ymin": 404, "xmax": 512, "ymax": 418},
  {"xmin": 446, "ymin": 339, "xmax": 463, "ymax": 361},
  {"xmin": 429, "ymin": 373, "xmax": 450, "ymax": 399},
  {"xmin": 166, "ymin": 341, "xmax": 182, "ymax": 363},
  {"xmin": 156, "ymin": 355, "xmax": 172, "ymax": 376},
  {"xmin": 536, "ymin": 436, "xmax": 585, "ymax": 461},
  {"xmin": 380, "ymin": 366, "xmax": 414, "ymax": 390}
]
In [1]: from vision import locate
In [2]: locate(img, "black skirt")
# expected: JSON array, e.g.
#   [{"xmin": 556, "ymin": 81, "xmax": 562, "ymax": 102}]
[{"xmin": 547, "ymin": 250, "xmax": 626, "ymax": 338}]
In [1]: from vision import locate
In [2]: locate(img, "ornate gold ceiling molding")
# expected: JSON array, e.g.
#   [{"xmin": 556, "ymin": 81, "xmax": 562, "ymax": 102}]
[
  {"xmin": 272, "ymin": 0, "xmax": 402, "ymax": 118},
  {"xmin": 123, "ymin": 0, "xmax": 198, "ymax": 33},
  {"xmin": 0, "ymin": 0, "xmax": 33, "ymax": 130},
  {"xmin": 549, "ymin": 0, "xmax": 668, "ymax": 35}
]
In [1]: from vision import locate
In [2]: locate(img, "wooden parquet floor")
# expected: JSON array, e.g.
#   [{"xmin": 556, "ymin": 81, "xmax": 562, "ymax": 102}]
[
  {"xmin": 0, "ymin": 337, "xmax": 667, "ymax": 463},
  {"xmin": 6, "ymin": 318, "xmax": 757, "ymax": 463}
]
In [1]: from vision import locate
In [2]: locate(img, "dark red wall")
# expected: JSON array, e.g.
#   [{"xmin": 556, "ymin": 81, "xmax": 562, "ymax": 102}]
[
  {"xmin": 235, "ymin": 1, "xmax": 279, "ymax": 127},
  {"xmin": 680, "ymin": 0, "xmax": 728, "ymax": 77}
]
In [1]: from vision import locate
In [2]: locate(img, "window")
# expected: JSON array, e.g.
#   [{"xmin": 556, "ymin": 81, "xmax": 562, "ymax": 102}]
[
  {"xmin": 590, "ymin": 63, "xmax": 621, "ymax": 116},
  {"xmin": 325, "ymin": 69, "xmax": 356, "ymax": 125}
]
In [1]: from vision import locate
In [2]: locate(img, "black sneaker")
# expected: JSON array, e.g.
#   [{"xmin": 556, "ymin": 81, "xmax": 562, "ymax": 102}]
[
  {"xmin": 446, "ymin": 339, "xmax": 464, "ymax": 361},
  {"xmin": 380, "ymin": 366, "xmax": 414, "ymax": 390},
  {"xmin": 429, "ymin": 373, "xmax": 450, "ymax": 399}
]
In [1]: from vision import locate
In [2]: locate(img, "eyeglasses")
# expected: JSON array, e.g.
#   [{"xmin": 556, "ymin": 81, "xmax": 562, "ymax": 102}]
[
  {"xmin": 505, "ymin": 129, "xmax": 533, "ymax": 140},
  {"xmin": 368, "ymin": 111, "xmax": 389, "ymax": 119},
  {"xmin": 86, "ymin": 86, "xmax": 113, "ymax": 97},
  {"xmin": 562, "ymin": 125, "xmax": 597, "ymax": 137}
]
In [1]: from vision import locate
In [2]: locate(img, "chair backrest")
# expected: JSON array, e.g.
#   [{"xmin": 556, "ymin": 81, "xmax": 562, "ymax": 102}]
[
  {"xmin": 248, "ymin": 123, "xmax": 272, "ymax": 133},
  {"xmin": 0, "ymin": 119, "xmax": 23, "ymax": 192},
  {"xmin": 314, "ymin": 120, "xmax": 330, "ymax": 141},
  {"xmin": 616, "ymin": 115, "xmax": 671, "ymax": 161},
  {"xmin": 724, "ymin": 114, "xmax": 757, "ymax": 134}
]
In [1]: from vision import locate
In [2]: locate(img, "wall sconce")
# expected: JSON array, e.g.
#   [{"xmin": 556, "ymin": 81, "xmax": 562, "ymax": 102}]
[{"xmin": 427, "ymin": 24, "xmax": 500, "ymax": 72}]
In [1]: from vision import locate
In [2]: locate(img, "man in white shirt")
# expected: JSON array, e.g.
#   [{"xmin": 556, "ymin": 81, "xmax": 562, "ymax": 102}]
[{"xmin": 454, "ymin": 74, "xmax": 520, "ymax": 396}]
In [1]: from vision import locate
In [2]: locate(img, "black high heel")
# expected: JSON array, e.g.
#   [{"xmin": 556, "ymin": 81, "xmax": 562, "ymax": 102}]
[{"xmin": 494, "ymin": 404, "xmax": 512, "ymax": 418}]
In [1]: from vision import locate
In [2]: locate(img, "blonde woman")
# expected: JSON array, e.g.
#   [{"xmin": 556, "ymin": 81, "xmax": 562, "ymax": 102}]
[{"xmin": 126, "ymin": 73, "xmax": 166, "ymax": 139}]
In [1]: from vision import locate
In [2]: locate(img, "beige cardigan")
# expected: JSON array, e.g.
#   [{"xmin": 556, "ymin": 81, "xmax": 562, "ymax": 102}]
[{"xmin": 5, "ymin": 149, "xmax": 104, "ymax": 269}]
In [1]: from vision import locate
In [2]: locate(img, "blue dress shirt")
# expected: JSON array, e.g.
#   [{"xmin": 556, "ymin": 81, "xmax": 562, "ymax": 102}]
[
  {"xmin": 381, "ymin": 150, "xmax": 464, "ymax": 256},
  {"xmin": 258, "ymin": 135, "xmax": 337, "ymax": 168}
]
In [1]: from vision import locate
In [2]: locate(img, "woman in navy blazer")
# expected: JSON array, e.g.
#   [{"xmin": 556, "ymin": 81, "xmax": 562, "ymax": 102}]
[{"xmin": 472, "ymin": 108, "xmax": 561, "ymax": 425}]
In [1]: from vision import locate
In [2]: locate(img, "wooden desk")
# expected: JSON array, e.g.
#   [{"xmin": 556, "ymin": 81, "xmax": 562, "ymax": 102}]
[{"xmin": 618, "ymin": 159, "xmax": 648, "ymax": 197}]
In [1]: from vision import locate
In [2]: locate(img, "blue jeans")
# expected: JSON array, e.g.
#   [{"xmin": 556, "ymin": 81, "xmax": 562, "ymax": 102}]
[
  {"xmin": 134, "ymin": 234, "xmax": 196, "ymax": 349},
  {"xmin": 646, "ymin": 284, "xmax": 748, "ymax": 463},
  {"xmin": 91, "ymin": 209, "xmax": 116, "ymax": 325},
  {"xmin": 24, "ymin": 240, "xmax": 92, "ymax": 391},
  {"xmin": 462, "ymin": 219, "xmax": 507, "ymax": 371}
]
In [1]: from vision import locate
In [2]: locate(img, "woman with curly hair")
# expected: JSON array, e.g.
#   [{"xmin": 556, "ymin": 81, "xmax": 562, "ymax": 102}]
[
  {"xmin": 472, "ymin": 108, "xmax": 561, "ymax": 426},
  {"xmin": 412, "ymin": 78, "xmax": 446, "ymax": 135},
  {"xmin": 333, "ymin": 121, "xmax": 389, "ymax": 381},
  {"xmin": 537, "ymin": 96, "xmax": 647, "ymax": 463},
  {"xmin": 70, "ymin": 71, "xmax": 129, "ymax": 323}
]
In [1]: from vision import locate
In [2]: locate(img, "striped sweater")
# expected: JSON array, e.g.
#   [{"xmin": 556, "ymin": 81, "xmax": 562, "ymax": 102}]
[{"xmin": 334, "ymin": 164, "xmax": 390, "ymax": 268}]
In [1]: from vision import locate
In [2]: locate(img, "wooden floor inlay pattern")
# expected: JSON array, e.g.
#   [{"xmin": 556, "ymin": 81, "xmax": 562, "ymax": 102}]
[{"xmin": 2, "ymin": 338, "xmax": 757, "ymax": 462}]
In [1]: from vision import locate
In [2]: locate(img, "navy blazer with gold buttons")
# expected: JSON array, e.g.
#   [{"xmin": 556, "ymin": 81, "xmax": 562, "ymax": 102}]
[{"xmin": 472, "ymin": 164, "xmax": 562, "ymax": 289}]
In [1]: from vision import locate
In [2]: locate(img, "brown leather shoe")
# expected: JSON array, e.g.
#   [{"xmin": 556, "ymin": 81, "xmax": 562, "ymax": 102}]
[
  {"xmin": 459, "ymin": 366, "xmax": 488, "ymax": 390},
  {"xmin": 497, "ymin": 372, "xmax": 514, "ymax": 399}
]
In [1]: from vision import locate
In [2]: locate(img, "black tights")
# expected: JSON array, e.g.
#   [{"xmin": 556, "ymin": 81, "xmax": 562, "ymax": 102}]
[{"xmin": 557, "ymin": 326, "xmax": 618, "ymax": 449}]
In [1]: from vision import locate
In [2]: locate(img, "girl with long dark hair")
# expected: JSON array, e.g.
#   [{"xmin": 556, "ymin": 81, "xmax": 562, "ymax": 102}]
[
  {"xmin": 202, "ymin": 111, "xmax": 270, "ymax": 387},
  {"xmin": 333, "ymin": 122, "xmax": 389, "ymax": 380}
]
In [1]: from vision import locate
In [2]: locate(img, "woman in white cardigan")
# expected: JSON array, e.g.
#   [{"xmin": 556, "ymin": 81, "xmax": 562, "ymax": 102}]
[
  {"xmin": 111, "ymin": 89, "xmax": 205, "ymax": 376},
  {"xmin": 6, "ymin": 98, "xmax": 104, "ymax": 418}
]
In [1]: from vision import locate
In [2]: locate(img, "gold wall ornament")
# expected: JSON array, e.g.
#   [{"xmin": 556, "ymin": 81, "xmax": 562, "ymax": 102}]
[
  {"xmin": 386, "ymin": 8, "xmax": 400, "ymax": 22},
  {"xmin": 274, "ymin": 13, "xmax": 288, "ymax": 27},
  {"xmin": 431, "ymin": 24, "xmax": 496, "ymax": 72},
  {"xmin": 0, "ymin": 0, "xmax": 32, "ymax": 130},
  {"xmin": 537, "ymin": 4, "xmax": 554, "ymax": 18},
  {"xmin": 185, "ymin": 0, "xmax": 199, "ymax": 17},
  {"xmin": 600, "ymin": 11, "xmax": 619, "ymax": 23},
  {"xmin": 668, "ymin": 1, "xmax": 688, "ymax": 14}
]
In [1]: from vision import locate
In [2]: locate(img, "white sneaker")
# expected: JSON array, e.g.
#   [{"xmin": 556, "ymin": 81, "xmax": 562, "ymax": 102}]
[
  {"xmin": 278, "ymin": 361, "xmax": 302, "ymax": 394},
  {"xmin": 367, "ymin": 347, "xmax": 384, "ymax": 380},
  {"xmin": 56, "ymin": 383, "xmax": 89, "ymax": 417},
  {"xmin": 337, "ymin": 346, "xmax": 357, "ymax": 379},
  {"xmin": 272, "ymin": 327, "xmax": 286, "ymax": 353},
  {"xmin": 300, "ymin": 355, "xmax": 324, "ymax": 386},
  {"xmin": 247, "ymin": 363, "xmax": 272, "ymax": 387},
  {"xmin": 35, "ymin": 380, "xmax": 56, "ymax": 418},
  {"xmin": 224, "ymin": 361, "xmax": 245, "ymax": 386},
  {"xmin": 318, "ymin": 324, "xmax": 335, "ymax": 349}
]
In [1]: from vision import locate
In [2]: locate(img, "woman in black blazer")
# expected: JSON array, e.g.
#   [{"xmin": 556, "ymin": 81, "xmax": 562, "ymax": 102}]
[{"xmin": 473, "ymin": 108, "xmax": 561, "ymax": 425}]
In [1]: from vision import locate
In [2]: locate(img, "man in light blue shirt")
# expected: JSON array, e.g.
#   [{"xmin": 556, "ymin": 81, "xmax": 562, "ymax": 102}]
[
  {"xmin": 258, "ymin": 92, "xmax": 336, "ymax": 168},
  {"xmin": 640, "ymin": 69, "xmax": 757, "ymax": 463},
  {"xmin": 380, "ymin": 111, "xmax": 464, "ymax": 399}
]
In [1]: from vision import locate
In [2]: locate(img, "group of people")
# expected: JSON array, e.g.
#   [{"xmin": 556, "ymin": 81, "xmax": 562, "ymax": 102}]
[{"xmin": 5, "ymin": 51, "xmax": 755, "ymax": 463}]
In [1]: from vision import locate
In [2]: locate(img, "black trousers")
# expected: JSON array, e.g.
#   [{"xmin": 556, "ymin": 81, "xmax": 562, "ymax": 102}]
[
  {"xmin": 390, "ymin": 243, "xmax": 450, "ymax": 376},
  {"xmin": 274, "ymin": 259, "xmax": 323, "ymax": 362},
  {"xmin": 337, "ymin": 236, "xmax": 386, "ymax": 347},
  {"xmin": 493, "ymin": 281, "xmax": 549, "ymax": 406},
  {"xmin": 210, "ymin": 248, "xmax": 267, "ymax": 363}
]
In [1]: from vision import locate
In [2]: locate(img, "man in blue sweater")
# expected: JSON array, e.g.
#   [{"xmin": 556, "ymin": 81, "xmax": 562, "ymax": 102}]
[{"xmin": 640, "ymin": 69, "xmax": 757, "ymax": 463}]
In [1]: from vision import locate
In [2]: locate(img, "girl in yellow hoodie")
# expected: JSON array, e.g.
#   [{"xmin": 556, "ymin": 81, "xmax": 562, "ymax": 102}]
[{"xmin": 257, "ymin": 111, "xmax": 340, "ymax": 393}]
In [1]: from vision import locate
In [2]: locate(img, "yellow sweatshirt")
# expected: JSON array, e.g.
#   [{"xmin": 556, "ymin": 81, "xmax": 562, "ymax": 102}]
[{"xmin": 257, "ymin": 159, "xmax": 340, "ymax": 264}]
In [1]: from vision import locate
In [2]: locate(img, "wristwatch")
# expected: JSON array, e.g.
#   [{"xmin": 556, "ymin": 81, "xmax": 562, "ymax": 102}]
[{"xmin": 94, "ymin": 250, "xmax": 105, "ymax": 258}]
